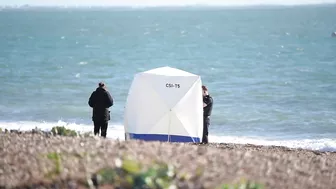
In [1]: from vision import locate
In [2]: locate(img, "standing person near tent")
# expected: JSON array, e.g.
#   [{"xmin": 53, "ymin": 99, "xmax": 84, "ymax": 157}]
[
  {"xmin": 202, "ymin": 85, "xmax": 213, "ymax": 144},
  {"xmin": 88, "ymin": 82, "xmax": 114, "ymax": 138}
]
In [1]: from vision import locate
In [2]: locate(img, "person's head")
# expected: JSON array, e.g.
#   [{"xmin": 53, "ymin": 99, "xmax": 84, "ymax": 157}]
[
  {"xmin": 98, "ymin": 82, "xmax": 106, "ymax": 89},
  {"xmin": 202, "ymin": 85, "xmax": 208, "ymax": 96}
]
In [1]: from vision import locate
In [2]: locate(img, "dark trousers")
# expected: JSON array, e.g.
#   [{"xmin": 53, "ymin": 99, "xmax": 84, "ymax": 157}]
[
  {"xmin": 202, "ymin": 117, "xmax": 210, "ymax": 144},
  {"xmin": 93, "ymin": 120, "xmax": 108, "ymax": 138}
]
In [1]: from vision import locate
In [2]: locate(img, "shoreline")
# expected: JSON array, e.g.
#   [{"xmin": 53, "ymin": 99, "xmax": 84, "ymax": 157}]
[
  {"xmin": 2, "ymin": 127, "xmax": 335, "ymax": 153},
  {"xmin": 1, "ymin": 132, "xmax": 335, "ymax": 189},
  {"xmin": 203, "ymin": 142, "xmax": 336, "ymax": 155}
]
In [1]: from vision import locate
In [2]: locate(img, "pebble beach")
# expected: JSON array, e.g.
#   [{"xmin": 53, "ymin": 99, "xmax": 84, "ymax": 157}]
[{"xmin": 1, "ymin": 132, "xmax": 335, "ymax": 189}]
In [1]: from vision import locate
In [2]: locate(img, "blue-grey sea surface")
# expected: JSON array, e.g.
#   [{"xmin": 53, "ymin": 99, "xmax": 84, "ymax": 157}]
[{"xmin": 0, "ymin": 5, "xmax": 335, "ymax": 151}]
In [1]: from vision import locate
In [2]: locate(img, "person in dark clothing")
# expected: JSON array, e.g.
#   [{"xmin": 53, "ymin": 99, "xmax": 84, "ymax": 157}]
[
  {"xmin": 88, "ymin": 82, "xmax": 114, "ymax": 138},
  {"xmin": 202, "ymin": 85, "xmax": 213, "ymax": 144}
]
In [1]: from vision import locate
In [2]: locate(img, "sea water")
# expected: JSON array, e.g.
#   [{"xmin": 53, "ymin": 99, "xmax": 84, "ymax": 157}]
[{"xmin": 0, "ymin": 4, "xmax": 335, "ymax": 151}]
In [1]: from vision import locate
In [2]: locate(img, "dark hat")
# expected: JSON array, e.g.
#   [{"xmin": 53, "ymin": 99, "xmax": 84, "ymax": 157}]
[{"xmin": 202, "ymin": 85, "xmax": 208, "ymax": 91}]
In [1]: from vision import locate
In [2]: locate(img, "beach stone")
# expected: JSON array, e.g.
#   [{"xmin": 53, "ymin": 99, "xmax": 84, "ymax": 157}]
[{"xmin": 0, "ymin": 133, "xmax": 335, "ymax": 189}]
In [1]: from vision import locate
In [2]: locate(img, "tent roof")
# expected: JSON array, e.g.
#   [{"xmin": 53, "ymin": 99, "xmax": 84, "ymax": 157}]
[{"xmin": 140, "ymin": 66, "xmax": 198, "ymax": 77}]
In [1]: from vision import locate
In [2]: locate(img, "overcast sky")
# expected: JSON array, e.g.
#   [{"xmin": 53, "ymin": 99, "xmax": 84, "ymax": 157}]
[{"xmin": 1, "ymin": 0, "xmax": 336, "ymax": 6}]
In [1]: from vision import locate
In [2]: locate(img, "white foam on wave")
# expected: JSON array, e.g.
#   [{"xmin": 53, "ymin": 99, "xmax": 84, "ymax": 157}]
[
  {"xmin": 209, "ymin": 135, "xmax": 336, "ymax": 152},
  {"xmin": 1, "ymin": 120, "xmax": 335, "ymax": 152},
  {"xmin": 0, "ymin": 120, "xmax": 126, "ymax": 140}
]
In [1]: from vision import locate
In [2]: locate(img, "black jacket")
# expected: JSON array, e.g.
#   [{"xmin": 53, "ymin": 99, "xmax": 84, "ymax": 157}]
[
  {"xmin": 88, "ymin": 87, "xmax": 114, "ymax": 121},
  {"xmin": 203, "ymin": 95, "xmax": 213, "ymax": 117}
]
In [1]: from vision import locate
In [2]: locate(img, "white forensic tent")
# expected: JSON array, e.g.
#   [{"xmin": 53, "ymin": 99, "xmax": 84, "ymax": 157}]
[{"xmin": 124, "ymin": 66, "xmax": 203, "ymax": 143}]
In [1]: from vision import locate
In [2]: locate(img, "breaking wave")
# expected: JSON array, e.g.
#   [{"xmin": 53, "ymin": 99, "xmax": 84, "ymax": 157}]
[{"xmin": 1, "ymin": 120, "xmax": 335, "ymax": 152}]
